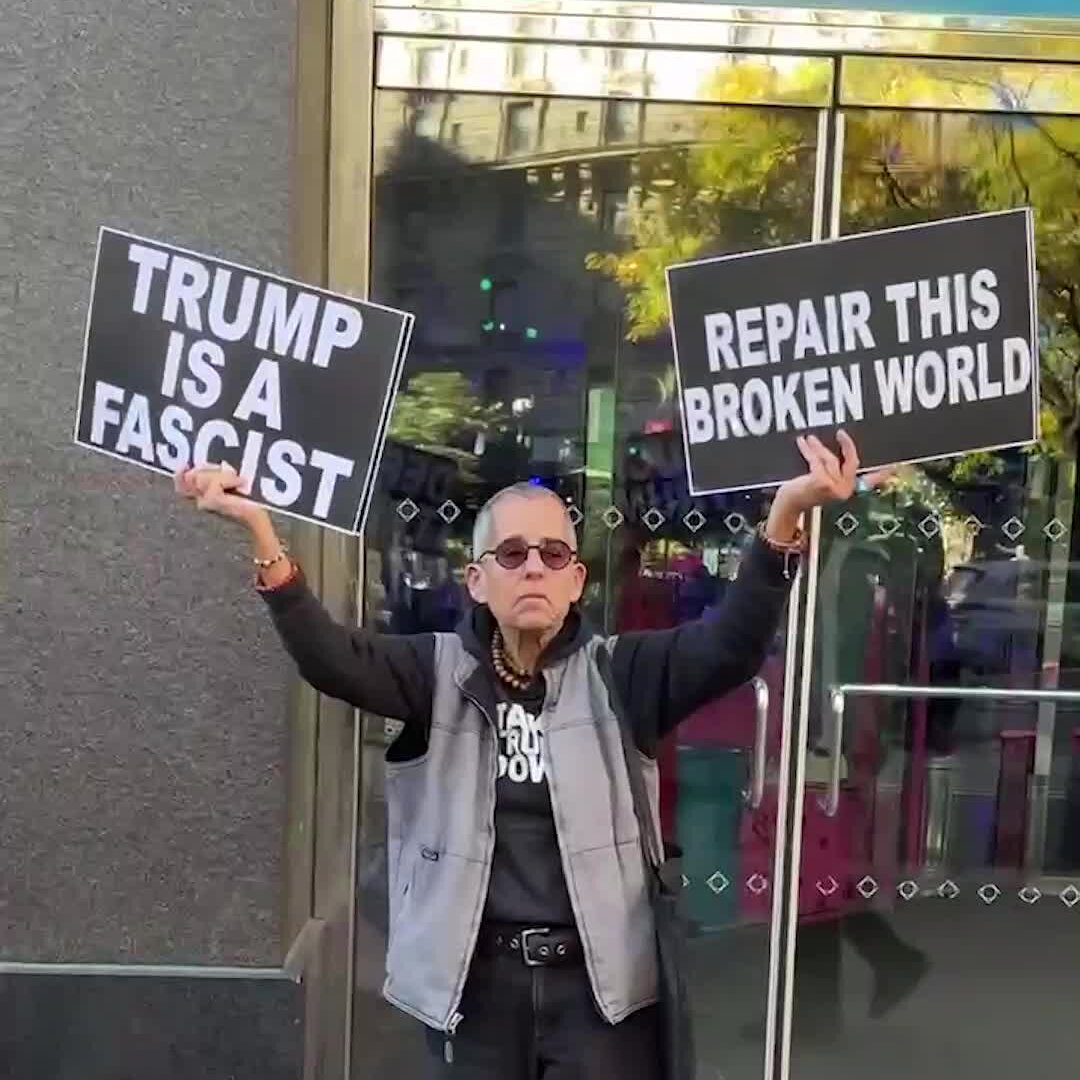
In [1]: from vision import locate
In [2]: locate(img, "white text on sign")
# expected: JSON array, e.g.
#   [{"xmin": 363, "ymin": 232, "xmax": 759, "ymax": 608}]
[{"xmin": 685, "ymin": 269, "xmax": 1032, "ymax": 443}]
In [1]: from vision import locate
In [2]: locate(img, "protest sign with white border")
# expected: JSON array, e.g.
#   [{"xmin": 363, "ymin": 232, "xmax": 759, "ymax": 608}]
[
  {"xmin": 74, "ymin": 226, "xmax": 414, "ymax": 535},
  {"xmin": 666, "ymin": 208, "xmax": 1040, "ymax": 495}
]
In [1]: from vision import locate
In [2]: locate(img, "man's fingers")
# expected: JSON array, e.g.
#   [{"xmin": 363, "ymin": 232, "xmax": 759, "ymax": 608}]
[
  {"xmin": 218, "ymin": 461, "xmax": 244, "ymax": 490},
  {"xmin": 176, "ymin": 469, "xmax": 206, "ymax": 499},
  {"xmin": 796, "ymin": 436, "xmax": 836, "ymax": 491},
  {"xmin": 781, "ymin": 431, "xmax": 865, "ymax": 512},
  {"xmin": 806, "ymin": 435, "xmax": 842, "ymax": 485},
  {"xmin": 178, "ymin": 463, "xmax": 260, "ymax": 525},
  {"xmin": 836, "ymin": 429, "xmax": 860, "ymax": 480},
  {"xmin": 181, "ymin": 463, "xmax": 247, "ymax": 496},
  {"xmin": 798, "ymin": 435, "xmax": 834, "ymax": 480}
]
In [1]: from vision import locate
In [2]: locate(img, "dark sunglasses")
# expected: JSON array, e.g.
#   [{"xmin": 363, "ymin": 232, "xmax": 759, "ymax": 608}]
[{"xmin": 479, "ymin": 537, "xmax": 577, "ymax": 571}]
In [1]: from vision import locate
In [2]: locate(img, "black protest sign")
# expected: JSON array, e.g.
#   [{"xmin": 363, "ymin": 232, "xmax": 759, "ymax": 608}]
[
  {"xmin": 74, "ymin": 227, "xmax": 413, "ymax": 534},
  {"xmin": 666, "ymin": 208, "xmax": 1039, "ymax": 495}
]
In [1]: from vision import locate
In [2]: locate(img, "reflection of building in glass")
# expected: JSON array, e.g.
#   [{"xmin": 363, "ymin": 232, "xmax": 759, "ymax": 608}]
[{"xmin": 372, "ymin": 83, "xmax": 808, "ymax": 510}]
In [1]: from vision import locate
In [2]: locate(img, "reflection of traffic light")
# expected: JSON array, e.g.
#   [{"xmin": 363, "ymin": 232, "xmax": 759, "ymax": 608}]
[
  {"xmin": 480, "ymin": 276, "xmax": 499, "ymax": 335},
  {"xmin": 478, "ymin": 277, "xmax": 540, "ymax": 341}
]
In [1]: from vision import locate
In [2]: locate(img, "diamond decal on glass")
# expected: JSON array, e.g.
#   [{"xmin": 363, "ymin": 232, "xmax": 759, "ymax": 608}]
[
  {"xmin": 978, "ymin": 884, "xmax": 1001, "ymax": 905},
  {"xmin": 1002, "ymin": 517, "xmax": 1025, "ymax": 543},
  {"xmin": 898, "ymin": 880, "xmax": 920, "ymax": 901},
  {"xmin": 724, "ymin": 512, "xmax": 747, "ymax": 535},
  {"xmin": 963, "ymin": 515, "xmax": 986, "ymax": 534},
  {"xmin": 857, "ymin": 875, "xmax": 879, "ymax": 899},
  {"xmin": 1044, "ymin": 518, "xmax": 1068, "ymax": 543},
  {"xmin": 919, "ymin": 515, "xmax": 941, "ymax": 539},
  {"xmin": 683, "ymin": 509, "xmax": 707, "ymax": 533},
  {"xmin": 746, "ymin": 873, "xmax": 769, "ymax": 896},
  {"xmin": 877, "ymin": 516, "xmax": 901, "ymax": 538},
  {"xmin": 836, "ymin": 512, "xmax": 860, "ymax": 537},
  {"xmin": 602, "ymin": 506, "xmax": 624, "ymax": 530},
  {"xmin": 396, "ymin": 498, "xmax": 420, "ymax": 523},
  {"xmin": 706, "ymin": 871, "xmax": 730, "ymax": 895},
  {"xmin": 642, "ymin": 508, "xmax": 666, "ymax": 532},
  {"xmin": 1019, "ymin": 885, "xmax": 1042, "ymax": 905},
  {"xmin": 937, "ymin": 879, "xmax": 959, "ymax": 900},
  {"xmin": 437, "ymin": 500, "xmax": 461, "ymax": 525},
  {"xmin": 816, "ymin": 876, "xmax": 839, "ymax": 897},
  {"xmin": 1060, "ymin": 885, "xmax": 1080, "ymax": 909},
  {"xmin": 680, "ymin": 874, "xmax": 690, "ymax": 890},
  {"xmin": 566, "ymin": 504, "xmax": 584, "ymax": 527}
]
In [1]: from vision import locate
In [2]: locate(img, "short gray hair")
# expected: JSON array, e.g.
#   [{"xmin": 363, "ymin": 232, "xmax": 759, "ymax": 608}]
[{"xmin": 471, "ymin": 483, "xmax": 575, "ymax": 558}]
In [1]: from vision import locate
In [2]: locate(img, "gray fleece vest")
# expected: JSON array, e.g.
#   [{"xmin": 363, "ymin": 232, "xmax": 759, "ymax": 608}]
[{"xmin": 382, "ymin": 632, "xmax": 662, "ymax": 1032}]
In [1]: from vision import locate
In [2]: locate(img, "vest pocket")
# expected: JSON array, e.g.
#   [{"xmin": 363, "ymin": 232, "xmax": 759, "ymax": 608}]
[
  {"xmin": 391, "ymin": 844, "xmax": 442, "ymax": 932},
  {"xmin": 385, "ymin": 847, "xmax": 484, "ymax": 1023},
  {"xmin": 389, "ymin": 849, "xmax": 420, "ymax": 939}
]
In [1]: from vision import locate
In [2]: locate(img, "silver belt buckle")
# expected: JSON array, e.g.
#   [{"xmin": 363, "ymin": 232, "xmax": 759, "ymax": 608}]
[{"xmin": 519, "ymin": 927, "xmax": 551, "ymax": 967}]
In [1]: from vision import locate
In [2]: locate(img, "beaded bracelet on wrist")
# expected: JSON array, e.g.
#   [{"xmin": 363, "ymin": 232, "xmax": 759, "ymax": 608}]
[{"xmin": 756, "ymin": 522, "xmax": 807, "ymax": 580}]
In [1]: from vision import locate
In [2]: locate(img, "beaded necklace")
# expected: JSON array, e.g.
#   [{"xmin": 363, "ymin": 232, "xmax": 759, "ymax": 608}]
[{"xmin": 491, "ymin": 627, "xmax": 535, "ymax": 691}]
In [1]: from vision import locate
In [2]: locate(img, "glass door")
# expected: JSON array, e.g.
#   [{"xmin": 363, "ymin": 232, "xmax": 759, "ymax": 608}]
[
  {"xmin": 354, "ymin": 36, "xmax": 835, "ymax": 1080},
  {"xmin": 784, "ymin": 56, "xmax": 1080, "ymax": 1080}
]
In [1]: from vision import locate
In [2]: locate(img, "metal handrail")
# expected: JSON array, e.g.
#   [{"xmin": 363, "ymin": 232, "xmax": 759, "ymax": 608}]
[
  {"xmin": 749, "ymin": 676, "xmax": 769, "ymax": 809},
  {"xmin": 822, "ymin": 682, "xmax": 1080, "ymax": 816}
]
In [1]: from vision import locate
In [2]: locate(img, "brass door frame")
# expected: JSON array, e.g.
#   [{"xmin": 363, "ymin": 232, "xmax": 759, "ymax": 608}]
[
  {"xmin": 287, "ymin": 1, "xmax": 376, "ymax": 1079},
  {"xmin": 374, "ymin": 0, "xmax": 1080, "ymax": 61}
]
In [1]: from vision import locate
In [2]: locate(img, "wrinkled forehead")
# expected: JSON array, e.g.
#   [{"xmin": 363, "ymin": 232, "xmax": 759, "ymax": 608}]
[{"xmin": 489, "ymin": 494, "xmax": 575, "ymax": 546}]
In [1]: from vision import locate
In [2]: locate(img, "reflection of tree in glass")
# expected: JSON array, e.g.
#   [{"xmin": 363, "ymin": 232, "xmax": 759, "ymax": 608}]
[
  {"xmin": 388, "ymin": 371, "xmax": 506, "ymax": 478},
  {"xmin": 585, "ymin": 68, "xmax": 819, "ymax": 342},
  {"xmin": 586, "ymin": 60, "xmax": 1080, "ymax": 484},
  {"xmin": 839, "ymin": 87, "xmax": 1080, "ymax": 468}
]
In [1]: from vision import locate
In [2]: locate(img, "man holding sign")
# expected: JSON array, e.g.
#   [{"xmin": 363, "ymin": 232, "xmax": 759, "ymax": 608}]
[{"xmin": 175, "ymin": 426, "xmax": 876, "ymax": 1080}]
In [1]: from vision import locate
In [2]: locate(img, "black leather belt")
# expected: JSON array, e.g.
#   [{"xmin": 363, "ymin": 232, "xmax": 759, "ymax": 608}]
[{"xmin": 478, "ymin": 925, "xmax": 583, "ymax": 967}]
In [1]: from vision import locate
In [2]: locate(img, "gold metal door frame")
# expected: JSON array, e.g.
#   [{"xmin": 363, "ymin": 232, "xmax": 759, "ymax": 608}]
[
  {"xmin": 287, "ymin": 2, "xmax": 376, "ymax": 1079},
  {"xmin": 374, "ymin": 0, "xmax": 1080, "ymax": 62}
]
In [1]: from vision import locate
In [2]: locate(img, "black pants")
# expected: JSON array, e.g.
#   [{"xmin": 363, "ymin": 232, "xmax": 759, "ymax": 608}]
[{"xmin": 422, "ymin": 950, "xmax": 661, "ymax": 1079}]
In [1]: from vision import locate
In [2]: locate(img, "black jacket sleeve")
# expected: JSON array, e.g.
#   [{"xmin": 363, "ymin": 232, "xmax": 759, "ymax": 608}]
[
  {"xmin": 609, "ymin": 537, "xmax": 793, "ymax": 754},
  {"xmin": 257, "ymin": 565, "xmax": 435, "ymax": 732}
]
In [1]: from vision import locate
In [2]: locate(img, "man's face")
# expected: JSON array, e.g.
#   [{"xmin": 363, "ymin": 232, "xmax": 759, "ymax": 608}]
[{"xmin": 466, "ymin": 494, "xmax": 587, "ymax": 633}]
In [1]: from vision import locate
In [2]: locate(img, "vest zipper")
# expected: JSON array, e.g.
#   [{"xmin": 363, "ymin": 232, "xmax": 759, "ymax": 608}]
[
  {"xmin": 445, "ymin": 686, "xmax": 500, "ymax": 1035},
  {"xmin": 539, "ymin": 662, "xmax": 608, "ymax": 1019}
]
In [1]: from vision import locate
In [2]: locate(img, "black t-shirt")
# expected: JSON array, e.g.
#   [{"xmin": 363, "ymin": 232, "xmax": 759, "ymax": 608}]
[{"xmin": 480, "ymin": 616, "xmax": 577, "ymax": 927}]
